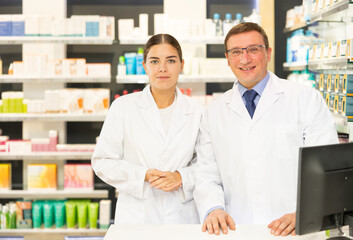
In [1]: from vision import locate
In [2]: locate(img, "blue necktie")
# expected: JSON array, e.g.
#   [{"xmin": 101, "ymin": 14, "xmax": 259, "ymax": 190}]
[{"xmin": 243, "ymin": 89, "xmax": 258, "ymax": 118}]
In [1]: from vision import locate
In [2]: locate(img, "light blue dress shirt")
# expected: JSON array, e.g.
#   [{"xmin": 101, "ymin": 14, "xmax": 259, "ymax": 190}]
[{"xmin": 237, "ymin": 71, "xmax": 270, "ymax": 107}]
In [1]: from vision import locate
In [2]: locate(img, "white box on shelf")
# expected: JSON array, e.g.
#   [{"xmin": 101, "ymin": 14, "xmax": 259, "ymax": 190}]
[
  {"xmin": 154, "ymin": 13, "xmax": 166, "ymax": 34},
  {"xmin": 39, "ymin": 15, "xmax": 53, "ymax": 36},
  {"xmin": 44, "ymin": 89, "xmax": 60, "ymax": 113},
  {"xmin": 70, "ymin": 15, "xmax": 85, "ymax": 37},
  {"xmin": 86, "ymin": 63, "xmax": 111, "ymax": 77},
  {"xmin": 62, "ymin": 59, "xmax": 76, "ymax": 76},
  {"xmin": 25, "ymin": 15, "xmax": 40, "ymax": 36},
  {"xmin": 76, "ymin": 58, "xmax": 87, "ymax": 76},
  {"xmin": 340, "ymin": 39, "xmax": 347, "ymax": 57},
  {"xmin": 6, "ymin": 140, "xmax": 32, "ymax": 153},
  {"xmin": 118, "ymin": 19, "xmax": 134, "ymax": 39},
  {"xmin": 99, "ymin": 200, "xmax": 111, "ymax": 229},
  {"xmin": 59, "ymin": 89, "xmax": 84, "ymax": 114},
  {"xmin": 139, "ymin": 14, "xmax": 148, "ymax": 37},
  {"xmin": 13, "ymin": 61, "xmax": 25, "ymax": 75},
  {"xmin": 83, "ymin": 88, "xmax": 110, "ymax": 114}
]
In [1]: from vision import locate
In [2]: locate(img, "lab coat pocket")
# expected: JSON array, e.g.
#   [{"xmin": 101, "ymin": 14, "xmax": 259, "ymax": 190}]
[{"xmin": 275, "ymin": 124, "xmax": 300, "ymax": 160}]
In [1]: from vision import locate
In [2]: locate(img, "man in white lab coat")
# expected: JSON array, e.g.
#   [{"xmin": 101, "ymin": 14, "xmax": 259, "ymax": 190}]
[{"xmin": 193, "ymin": 22, "xmax": 338, "ymax": 236}]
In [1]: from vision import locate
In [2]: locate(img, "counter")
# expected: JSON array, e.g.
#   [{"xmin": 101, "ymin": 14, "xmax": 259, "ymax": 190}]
[{"xmin": 104, "ymin": 224, "xmax": 328, "ymax": 240}]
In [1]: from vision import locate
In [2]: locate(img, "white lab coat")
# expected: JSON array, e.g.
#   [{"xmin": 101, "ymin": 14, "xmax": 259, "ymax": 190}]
[
  {"xmin": 92, "ymin": 85, "xmax": 202, "ymax": 224},
  {"xmin": 193, "ymin": 72, "xmax": 339, "ymax": 224}
]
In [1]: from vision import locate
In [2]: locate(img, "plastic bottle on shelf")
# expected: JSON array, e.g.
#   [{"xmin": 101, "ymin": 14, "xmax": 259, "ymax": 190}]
[
  {"xmin": 1, "ymin": 205, "xmax": 9, "ymax": 229},
  {"xmin": 117, "ymin": 56, "xmax": 126, "ymax": 76},
  {"xmin": 136, "ymin": 47, "xmax": 145, "ymax": 75},
  {"xmin": 223, "ymin": 13, "xmax": 233, "ymax": 36},
  {"xmin": 213, "ymin": 13, "xmax": 223, "ymax": 37},
  {"xmin": 234, "ymin": 13, "xmax": 243, "ymax": 25},
  {"xmin": 9, "ymin": 204, "xmax": 16, "ymax": 229}
]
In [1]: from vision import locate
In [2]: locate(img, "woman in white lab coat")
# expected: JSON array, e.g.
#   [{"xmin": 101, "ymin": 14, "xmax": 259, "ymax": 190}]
[{"xmin": 92, "ymin": 34, "xmax": 201, "ymax": 224}]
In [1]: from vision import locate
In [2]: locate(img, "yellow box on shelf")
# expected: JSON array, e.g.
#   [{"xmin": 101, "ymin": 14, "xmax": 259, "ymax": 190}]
[
  {"xmin": 0, "ymin": 163, "xmax": 11, "ymax": 189},
  {"xmin": 27, "ymin": 164, "xmax": 57, "ymax": 190}
]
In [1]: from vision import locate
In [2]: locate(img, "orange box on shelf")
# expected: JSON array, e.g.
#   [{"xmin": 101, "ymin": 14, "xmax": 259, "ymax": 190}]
[
  {"xmin": 0, "ymin": 163, "xmax": 11, "ymax": 190},
  {"xmin": 27, "ymin": 164, "xmax": 57, "ymax": 190}
]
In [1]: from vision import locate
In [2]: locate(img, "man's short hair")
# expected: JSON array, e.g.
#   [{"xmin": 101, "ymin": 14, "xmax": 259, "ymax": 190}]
[{"xmin": 224, "ymin": 22, "xmax": 269, "ymax": 52}]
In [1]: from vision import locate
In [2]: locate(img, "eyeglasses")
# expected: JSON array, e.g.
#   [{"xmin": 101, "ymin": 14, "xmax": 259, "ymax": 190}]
[{"xmin": 226, "ymin": 45, "xmax": 266, "ymax": 57}]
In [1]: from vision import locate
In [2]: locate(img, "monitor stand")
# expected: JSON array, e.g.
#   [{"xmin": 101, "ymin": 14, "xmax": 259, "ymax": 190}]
[{"xmin": 326, "ymin": 214, "xmax": 353, "ymax": 240}]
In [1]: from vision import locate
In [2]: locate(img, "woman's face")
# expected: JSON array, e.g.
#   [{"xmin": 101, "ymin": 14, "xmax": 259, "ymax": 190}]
[{"xmin": 143, "ymin": 43, "xmax": 184, "ymax": 92}]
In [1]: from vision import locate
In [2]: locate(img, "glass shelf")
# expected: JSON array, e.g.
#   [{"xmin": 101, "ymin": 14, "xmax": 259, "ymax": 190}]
[
  {"xmin": 0, "ymin": 151, "xmax": 93, "ymax": 160},
  {"xmin": 310, "ymin": 0, "xmax": 352, "ymax": 23},
  {"xmin": 0, "ymin": 189, "xmax": 108, "ymax": 199},
  {"xmin": 0, "ymin": 113, "xmax": 106, "ymax": 122},
  {"xmin": 0, "ymin": 36, "xmax": 115, "ymax": 45},
  {"xmin": 283, "ymin": 62, "xmax": 308, "ymax": 71},
  {"xmin": 116, "ymin": 74, "xmax": 235, "ymax": 83},
  {"xmin": 308, "ymin": 57, "xmax": 353, "ymax": 70},
  {"xmin": 0, "ymin": 75, "xmax": 111, "ymax": 83}
]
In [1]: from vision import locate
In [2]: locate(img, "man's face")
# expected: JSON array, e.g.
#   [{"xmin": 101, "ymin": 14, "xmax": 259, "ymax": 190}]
[{"xmin": 225, "ymin": 31, "xmax": 272, "ymax": 89}]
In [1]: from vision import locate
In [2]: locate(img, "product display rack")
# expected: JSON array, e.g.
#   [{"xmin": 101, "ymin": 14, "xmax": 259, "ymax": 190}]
[
  {"xmin": 283, "ymin": 1, "xmax": 353, "ymax": 140},
  {"xmin": 282, "ymin": 62, "xmax": 308, "ymax": 71},
  {"xmin": 0, "ymin": 36, "xmax": 114, "ymax": 45},
  {"xmin": 283, "ymin": 0, "xmax": 353, "ymax": 33},
  {"xmin": 0, "ymin": 113, "xmax": 106, "ymax": 122},
  {"xmin": 0, "ymin": 75, "xmax": 111, "ymax": 83},
  {"xmin": 0, "ymin": 228, "xmax": 107, "ymax": 239},
  {"xmin": 0, "ymin": 152, "xmax": 93, "ymax": 160},
  {"xmin": 0, "ymin": 1, "xmax": 114, "ymax": 239},
  {"xmin": 0, "ymin": 190, "xmax": 108, "ymax": 200},
  {"xmin": 116, "ymin": 74, "xmax": 235, "ymax": 84}
]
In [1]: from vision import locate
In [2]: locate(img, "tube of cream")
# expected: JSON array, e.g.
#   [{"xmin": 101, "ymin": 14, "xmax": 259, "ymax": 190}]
[
  {"xmin": 65, "ymin": 201, "xmax": 76, "ymax": 229},
  {"xmin": 88, "ymin": 202, "xmax": 98, "ymax": 229}
]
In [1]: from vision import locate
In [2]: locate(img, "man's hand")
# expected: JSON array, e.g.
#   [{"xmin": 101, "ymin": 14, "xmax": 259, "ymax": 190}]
[
  {"xmin": 268, "ymin": 212, "xmax": 296, "ymax": 236},
  {"xmin": 202, "ymin": 209, "xmax": 236, "ymax": 235}
]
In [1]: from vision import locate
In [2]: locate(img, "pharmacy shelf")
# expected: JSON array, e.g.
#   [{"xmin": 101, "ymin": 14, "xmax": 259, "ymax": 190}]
[
  {"xmin": 310, "ymin": 0, "xmax": 352, "ymax": 23},
  {"xmin": 0, "ymin": 228, "xmax": 107, "ymax": 236},
  {"xmin": 0, "ymin": 151, "xmax": 93, "ymax": 160},
  {"xmin": 308, "ymin": 57, "xmax": 353, "ymax": 70},
  {"xmin": 283, "ymin": 21, "xmax": 309, "ymax": 33},
  {"xmin": 283, "ymin": 62, "xmax": 308, "ymax": 71},
  {"xmin": 0, "ymin": 75, "xmax": 111, "ymax": 83},
  {"xmin": 119, "ymin": 36, "xmax": 224, "ymax": 45},
  {"xmin": 0, "ymin": 113, "xmax": 106, "ymax": 122},
  {"xmin": 116, "ymin": 74, "xmax": 235, "ymax": 84},
  {"xmin": 0, "ymin": 36, "xmax": 115, "ymax": 45},
  {"xmin": 0, "ymin": 189, "xmax": 108, "ymax": 199}
]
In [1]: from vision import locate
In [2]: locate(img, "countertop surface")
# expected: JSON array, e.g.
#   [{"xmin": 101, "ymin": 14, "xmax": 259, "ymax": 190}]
[{"xmin": 104, "ymin": 224, "xmax": 330, "ymax": 240}]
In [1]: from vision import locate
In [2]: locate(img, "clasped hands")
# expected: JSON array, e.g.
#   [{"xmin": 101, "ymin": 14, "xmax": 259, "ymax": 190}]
[
  {"xmin": 145, "ymin": 169, "xmax": 182, "ymax": 192},
  {"xmin": 203, "ymin": 209, "xmax": 296, "ymax": 236}
]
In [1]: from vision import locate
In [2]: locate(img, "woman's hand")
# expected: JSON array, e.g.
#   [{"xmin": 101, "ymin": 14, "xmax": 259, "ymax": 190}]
[{"xmin": 145, "ymin": 169, "xmax": 182, "ymax": 192}]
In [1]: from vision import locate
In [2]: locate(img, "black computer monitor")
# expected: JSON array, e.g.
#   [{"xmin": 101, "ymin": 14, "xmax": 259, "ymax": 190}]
[{"xmin": 296, "ymin": 142, "xmax": 353, "ymax": 239}]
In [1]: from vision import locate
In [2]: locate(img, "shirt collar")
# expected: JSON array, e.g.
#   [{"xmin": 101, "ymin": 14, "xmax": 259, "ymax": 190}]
[{"xmin": 237, "ymin": 71, "xmax": 270, "ymax": 97}]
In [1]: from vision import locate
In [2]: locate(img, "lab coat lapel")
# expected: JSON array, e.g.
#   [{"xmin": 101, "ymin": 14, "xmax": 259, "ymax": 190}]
[
  {"xmin": 165, "ymin": 88, "xmax": 191, "ymax": 142},
  {"xmin": 227, "ymin": 81, "xmax": 253, "ymax": 122},
  {"xmin": 252, "ymin": 73, "xmax": 284, "ymax": 123},
  {"xmin": 136, "ymin": 85, "xmax": 166, "ymax": 139}
]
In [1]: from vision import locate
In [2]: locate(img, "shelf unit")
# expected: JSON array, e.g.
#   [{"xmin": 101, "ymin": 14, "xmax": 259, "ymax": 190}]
[
  {"xmin": 0, "ymin": 75, "xmax": 111, "ymax": 83},
  {"xmin": 116, "ymin": 74, "xmax": 235, "ymax": 84},
  {"xmin": 0, "ymin": 152, "xmax": 92, "ymax": 160},
  {"xmin": 0, "ymin": 113, "xmax": 106, "ymax": 122},
  {"xmin": 0, "ymin": 189, "xmax": 108, "ymax": 199},
  {"xmin": 0, "ymin": 36, "xmax": 114, "ymax": 45},
  {"xmin": 283, "ymin": 62, "xmax": 308, "ymax": 71},
  {"xmin": 0, "ymin": 228, "xmax": 106, "ymax": 240},
  {"xmin": 283, "ymin": 0, "xmax": 353, "ymax": 33}
]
